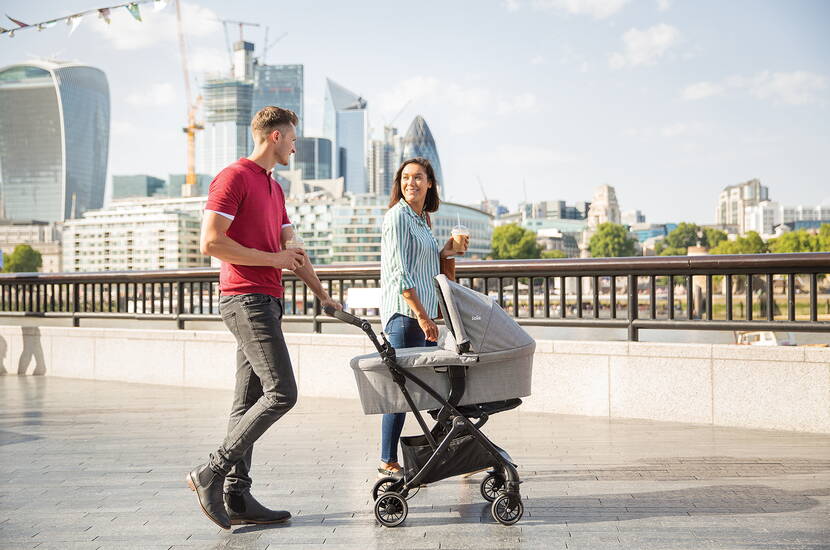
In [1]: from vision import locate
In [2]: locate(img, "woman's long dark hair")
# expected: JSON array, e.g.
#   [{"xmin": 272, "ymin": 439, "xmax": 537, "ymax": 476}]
[{"xmin": 388, "ymin": 157, "xmax": 440, "ymax": 213}]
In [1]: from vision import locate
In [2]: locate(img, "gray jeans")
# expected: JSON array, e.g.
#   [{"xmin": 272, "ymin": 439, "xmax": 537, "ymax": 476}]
[{"xmin": 210, "ymin": 293, "xmax": 298, "ymax": 494}]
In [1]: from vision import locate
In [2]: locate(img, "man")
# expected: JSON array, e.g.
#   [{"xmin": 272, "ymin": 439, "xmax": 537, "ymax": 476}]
[{"xmin": 188, "ymin": 106, "xmax": 340, "ymax": 529}]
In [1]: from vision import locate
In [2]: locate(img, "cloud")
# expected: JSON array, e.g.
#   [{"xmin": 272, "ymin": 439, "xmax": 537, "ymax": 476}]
[
  {"xmin": 376, "ymin": 77, "xmax": 541, "ymax": 135},
  {"xmin": 609, "ymin": 23, "xmax": 680, "ymax": 69},
  {"xmin": 189, "ymin": 48, "xmax": 230, "ymax": 76},
  {"xmin": 502, "ymin": 0, "xmax": 628, "ymax": 18},
  {"xmin": 125, "ymin": 83, "xmax": 176, "ymax": 106},
  {"xmin": 681, "ymin": 71, "xmax": 828, "ymax": 105},
  {"xmin": 530, "ymin": 55, "xmax": 546, "ymax": 65},
  {"xmin": 497, "ymin": 93, "xmax": 539, "ymax": 115},
  {"xmin": 111, "ymin": 120, "xmax": 136, "ymax": 136},
  {"xmin": 750, "ymin": 71, "xmax": 828, "ymax": 105},
  {"xmin": 90, "ymin": 1, "xmax": 221, "ymax": 51},
  {"xmin": 530, "ymin": 0, "xmax": 629, "ymax": 18},
  {"xmin": 656, "ymin": 0, "xmax": 671, "ymax": 11},
  {"xmin": 502, "ymin": 0, "xmax": 521, "ymax": 12},
  {"xmin": 625, "ymin": 122, "xmax": 707, "ymax": 139},
  {"xmin": 681, "ymin": 81, "xmax": 723, "ymax": 100}
]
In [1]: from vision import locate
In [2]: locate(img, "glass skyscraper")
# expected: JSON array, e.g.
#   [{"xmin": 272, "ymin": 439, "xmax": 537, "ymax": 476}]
[
  {"xmin": 198, "ymin": 78, "xmax": 253, "ymax": 178},
  {"xmin": 294, "ymin": 137, "xmax": 332, "ymax": 180},
  {"xmin": 401, "ymin": 115, "xmax": 444, "ymax": 198},
  {"xmin": 0, "ymin": 61, "xmax": 109, "ymax": 222},
  {"xmin": 323, "ymin": 78, "xmax": 368, "ymax": 194},
  {"xmin": 253, "ymin": 63, "xmax": 303, "ymax": 135}
]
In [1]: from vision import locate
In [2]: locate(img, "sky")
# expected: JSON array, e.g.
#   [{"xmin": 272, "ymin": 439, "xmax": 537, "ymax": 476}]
[{"xmin": 1, "ymin": 0, "xmax": 828, "ymax": 224}]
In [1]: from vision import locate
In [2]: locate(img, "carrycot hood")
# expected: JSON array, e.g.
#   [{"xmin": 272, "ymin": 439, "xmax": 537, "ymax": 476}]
[{"xmin": 435, "ymin": 274, "xmax": 534, "ymax": 354}]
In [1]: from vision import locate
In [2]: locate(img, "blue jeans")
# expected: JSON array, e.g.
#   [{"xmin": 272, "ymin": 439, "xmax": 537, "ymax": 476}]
[{"xmin": 380, "ymin": 313, "xmax": 437, "ymax": 463}]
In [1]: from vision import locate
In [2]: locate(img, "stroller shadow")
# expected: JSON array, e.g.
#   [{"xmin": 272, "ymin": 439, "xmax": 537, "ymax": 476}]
[{"xmin": 230, "ymin": 483, "xmax": 826, "ymax": 533}]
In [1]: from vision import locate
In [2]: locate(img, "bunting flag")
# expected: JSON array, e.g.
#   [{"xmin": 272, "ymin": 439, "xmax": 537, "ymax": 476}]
[
  {"xmin": 67, "ymin": 15, "xmax": 83, "ymax": 36},
  {"xmin": 6, "ymin": 15, "xmax": 29, "ymax": 28},
  {"xmin": 126, "ymin": 3, "xmax": 142, "ymax": 22},
  {"xmin": 2, "ymin": 0, "xmax": 167, "ymax": 37}
]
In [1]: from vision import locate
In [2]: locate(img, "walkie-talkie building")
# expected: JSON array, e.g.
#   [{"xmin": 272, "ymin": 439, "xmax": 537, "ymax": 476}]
[
  {"xmin": 0, "ymin": 61, "xmax": 110, "ymax": 222},
  {"xmin": 401, "ymin": 115, "xmax": 444, "ymax": 198}
]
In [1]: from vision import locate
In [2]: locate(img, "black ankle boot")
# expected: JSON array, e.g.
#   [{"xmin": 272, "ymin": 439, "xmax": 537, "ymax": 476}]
[
  {"xmin": 224, "ymin": 491, "xmax": 291, "ymax": 525},
  {"xmin": 187, "ymin": 464, "xmax": 231, "ymax": 529}
]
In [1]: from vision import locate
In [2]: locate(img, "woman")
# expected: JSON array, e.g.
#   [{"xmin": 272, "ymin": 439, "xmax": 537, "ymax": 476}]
[{"xmin": 378, "ymin": 157, "xmax": 469, "ymax": 478}]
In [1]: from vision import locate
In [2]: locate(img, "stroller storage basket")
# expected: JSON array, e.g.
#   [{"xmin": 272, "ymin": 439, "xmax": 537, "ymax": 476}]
[{"xmin": 401, "ymin": 431, "xmax": 499, "ymax": 485}]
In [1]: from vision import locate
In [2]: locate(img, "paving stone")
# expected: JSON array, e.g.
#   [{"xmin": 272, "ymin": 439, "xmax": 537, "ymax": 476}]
[{"xmin": 1, "ymin": 376, "xmax": 829, "ymax": 549}]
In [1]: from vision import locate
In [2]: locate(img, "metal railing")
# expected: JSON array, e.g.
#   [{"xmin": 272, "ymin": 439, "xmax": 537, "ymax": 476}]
[{"xmin": 0, "ymin": 253, "xmax": 828, "ymax": 341}]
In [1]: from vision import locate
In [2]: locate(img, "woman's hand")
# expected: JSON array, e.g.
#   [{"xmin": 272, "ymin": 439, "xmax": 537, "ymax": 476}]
[
  {"xmin": 440, "ymin": 235, "xmax": 469, "ymax": 258},
  {"xmin": 417, "ymin": 314, "xmax": 439, "ymax": 342}
]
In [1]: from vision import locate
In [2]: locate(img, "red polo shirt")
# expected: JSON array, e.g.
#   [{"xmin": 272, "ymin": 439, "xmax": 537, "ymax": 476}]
[{"xmin": 205, "ymin": 158, "xmax": 291, "ymax": 298}]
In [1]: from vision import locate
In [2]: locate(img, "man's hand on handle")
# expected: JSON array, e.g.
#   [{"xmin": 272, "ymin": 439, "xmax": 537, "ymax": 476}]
[{"xmin": 320, "ymin": 296, "xmax": 342, "ymax": 312}]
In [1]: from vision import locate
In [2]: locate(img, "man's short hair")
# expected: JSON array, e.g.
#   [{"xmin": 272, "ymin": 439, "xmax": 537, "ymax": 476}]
[{"xmin": 251, "ymin": 106, "xmax": 298, "ymax": 140}]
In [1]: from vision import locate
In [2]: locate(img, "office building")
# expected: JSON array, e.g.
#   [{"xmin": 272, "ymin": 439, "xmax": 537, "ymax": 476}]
[
  {"xmin": 0, "ymin": 61, "xmax": 109, "ymax": 222},
  {"xmin": 112, "ymin": 175, "xmax": 166, "ymax": 200},
  {"xmin": 0, "ymin": 220, "xmax": 63, "ymax": 272},
  {"xmin": 369, "ymin": 126, "xmax": 401, "ymax": 197},
  {"xmin": 167, "ymin": 174, "xmax": 212, "ymax": 198},
  {"xmin": 198, "ymin": 42, "xmax": 254, "ymax": 178},
  {"xmin": 536, "ymin": 228, "xmax": 580, "ymax": 258},
  {"xmin": 62, "ymin": 197, "xmax": 209, "ymax": 272},
  {"xmin": 622, "ymin": 210, "xmax": 646, "ymax": 225},
  {"xmin": 522, "ymin": 199, "xmax": 590, "ymax": 221},
  {"xmin": 744, "ymin": 201, "xmax": 830, "ymax": 237},
  {"xmin": 716, "ymin": 178, "xmax": 769, "ymax": 234},
  {"xmin": 253, "ymin": 63, "xmax": 303, "ymax": 135},
  {"xmin": 323, "ymin": 78, "xmax": 368, "ymax": 194},
  {"xmin": 400, "ymin": 115, "xmax": 444, "ymax": 198},
  {"xmin": 294, "ymin": 137, "xmax": 333, "ymax": 180}
]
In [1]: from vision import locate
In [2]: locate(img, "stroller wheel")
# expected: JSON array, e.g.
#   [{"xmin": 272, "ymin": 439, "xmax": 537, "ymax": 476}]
[
  {"xmin": 491, "ymin": 493, "xmax": 523, "ymax": 526},
  {"xmin": 372, "ymin": 476, "xmax": 420, "ymax": 501},
  {"xmin": 480, "ymin": 472, "xmax": 505, "ymax": 503},
  {"xmin": 374, "ymin": 491, "xmax": 408, "ymax": 527}
]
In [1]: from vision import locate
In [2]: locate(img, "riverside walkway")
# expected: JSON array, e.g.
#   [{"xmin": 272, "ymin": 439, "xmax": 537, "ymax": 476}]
[{"xmin": 1, "ymin": 376, "xmax": 829, "ymax": 549}]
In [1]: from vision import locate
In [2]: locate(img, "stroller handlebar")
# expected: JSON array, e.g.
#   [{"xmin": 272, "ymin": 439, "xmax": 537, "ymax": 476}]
[{"xmin": 324, "ymin": 305, "xmax": 369, "ymax": 330}]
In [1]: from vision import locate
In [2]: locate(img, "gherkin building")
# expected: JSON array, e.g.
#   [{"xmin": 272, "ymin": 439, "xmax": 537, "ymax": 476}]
[{"xmin": 401, "ymin": 115, "xmax": 444, "ymax": 198}]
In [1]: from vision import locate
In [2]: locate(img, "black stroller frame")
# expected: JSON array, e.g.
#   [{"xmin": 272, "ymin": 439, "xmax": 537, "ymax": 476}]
[{"xmin": 325, "ymin": 296, "xmax": 524, "ymax": 527}]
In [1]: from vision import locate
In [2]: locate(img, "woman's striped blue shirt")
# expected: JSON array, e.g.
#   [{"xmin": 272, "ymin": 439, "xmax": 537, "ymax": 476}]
[{"xmin": 380, "ymin": 199, "xmax": 440, "ymax": 328}]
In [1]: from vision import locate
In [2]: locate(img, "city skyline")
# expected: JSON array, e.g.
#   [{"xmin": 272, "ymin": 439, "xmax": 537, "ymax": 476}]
[{"xmin": 0, "ymin": 0, "xmax": 828, "ymax": 224}]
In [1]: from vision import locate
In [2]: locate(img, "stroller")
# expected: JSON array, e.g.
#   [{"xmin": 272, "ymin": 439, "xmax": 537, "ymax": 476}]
[{"xmin": 325, "ymin": 274, "xmax": 535, "ymax": 527}]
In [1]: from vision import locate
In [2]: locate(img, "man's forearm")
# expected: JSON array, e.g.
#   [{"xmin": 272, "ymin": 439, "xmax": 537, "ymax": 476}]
[
  {"xmin": 205, "ymin": 236, "xmax": 276, "ymax": 267},
  {"xmin": 293, "ymin": 261, "xmax": 329, "ymax": 300}
]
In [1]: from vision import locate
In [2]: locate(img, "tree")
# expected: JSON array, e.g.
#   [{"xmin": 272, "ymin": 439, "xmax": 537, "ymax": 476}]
[
  {"xmin": 491, "ymin": 224, "xmax": 542, "ymax": 259},
  {"xmin": 588, "ymin": 223, "xmax": 637, "ymax": 258},
  {"xmin": 657, "ymin": 223, "xmax": 727, "ymax": 256},
  {"xmin": 2, "ymin": 244, "xmax": 42, "ymax": 273},
  {"xmin": 767, "ymin": 230, "xmax": 819, "ymax": 253},
  {"xmin": 709, "ymin": 231, "xmax": 767, "ymax": 254},
  {"xmin": 541, "ymin": 249, "xmax": 567, "ymax": 259},
  {"xmin": 703, "ymin": 227, "xmax": 727, "ymax": 249},
  {"xmin": 767, "ymin": 225, "xmax": 830, "ymax": 253}
]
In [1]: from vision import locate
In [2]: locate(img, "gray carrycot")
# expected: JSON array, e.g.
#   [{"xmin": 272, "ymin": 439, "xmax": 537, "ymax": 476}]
[{"xmin": 350, "ymin": 274, "xmax": 535, "ymax": 414}]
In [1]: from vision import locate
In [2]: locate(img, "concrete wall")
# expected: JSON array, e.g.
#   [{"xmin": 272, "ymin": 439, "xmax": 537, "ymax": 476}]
[{"xmin": 1, "ymin": 325, "xmax": 828, "ymax": 434}]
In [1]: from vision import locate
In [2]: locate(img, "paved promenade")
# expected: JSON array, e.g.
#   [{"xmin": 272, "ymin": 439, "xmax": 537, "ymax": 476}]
[{"xmin": 1, "ymin": 376, "xmax": 829, "ymax": 549}]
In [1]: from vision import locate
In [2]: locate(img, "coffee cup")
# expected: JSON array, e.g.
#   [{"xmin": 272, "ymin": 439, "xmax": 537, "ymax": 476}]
[
  {"xmin": 451, "ymin": 224, "xmax": 470, "ymax": 253},
  {"xmin": 284, "ymin": 235, "xmax": 304, "ymax": 250}
]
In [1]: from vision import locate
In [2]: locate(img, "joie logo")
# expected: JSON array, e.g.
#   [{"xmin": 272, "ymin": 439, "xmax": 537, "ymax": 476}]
[{"xmin": 471, "ymin": 314, "xmax": 481, "ymax": 321}]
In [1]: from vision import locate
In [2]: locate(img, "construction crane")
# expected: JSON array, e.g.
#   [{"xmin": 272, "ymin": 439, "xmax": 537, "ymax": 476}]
[
  {"xmin": 174, "ymin": 0, "xmax": 203, "ymax": 197},
  {"xmin": 220, "ymin": 19, "xmax": 260, "ymax": 73},
  {"xmin": 261, "ymin": 27, "xmax": 288, "ymax": 64}
]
